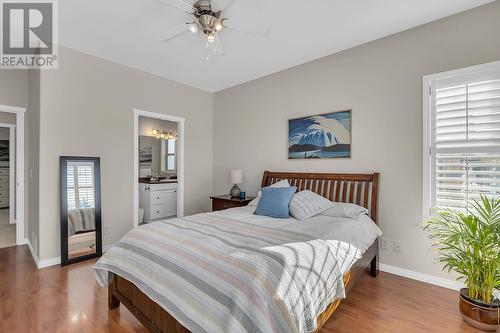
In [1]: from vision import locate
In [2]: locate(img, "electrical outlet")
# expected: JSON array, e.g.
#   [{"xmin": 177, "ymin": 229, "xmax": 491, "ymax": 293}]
[
  {"xmin": 394, "ymin": 240, "xmax": 403, "ymax": 253},
  {"xmin": 103, "ymin": 226, "xmax": 110, "ymax": 235},
  {"xmin": 380, "ymin": 238, "xmax": 389, "ymax": 250}
]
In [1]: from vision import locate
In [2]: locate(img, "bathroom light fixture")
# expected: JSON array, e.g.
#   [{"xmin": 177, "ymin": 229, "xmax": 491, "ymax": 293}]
[{"xmin": 152, "ymin": 129, "xmax": 178, "ymax": 140}]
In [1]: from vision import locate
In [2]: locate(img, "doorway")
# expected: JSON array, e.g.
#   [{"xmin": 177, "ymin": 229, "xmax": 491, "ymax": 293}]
[
  {"xmin": 0, "ymin": 104, "xmax": 26, "ymax": 248},
  {"xmin": 0, "ymin": 123, "xmax": 15, "ymax": 248},
  {"xmin": 133, "ymin": 109, "xmax": 185, "ymax": 228}
]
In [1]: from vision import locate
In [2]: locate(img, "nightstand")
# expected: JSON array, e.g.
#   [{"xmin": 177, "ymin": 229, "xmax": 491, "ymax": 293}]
[{"xmin": 210, "ymin": 195, "xmax": 255, "ymax": 212}]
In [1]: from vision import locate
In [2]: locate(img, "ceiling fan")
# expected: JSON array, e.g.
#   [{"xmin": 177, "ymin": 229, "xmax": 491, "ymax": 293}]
[{"xmin": 158, "ymin": 0, "xmax": 270, "ymax": 59}]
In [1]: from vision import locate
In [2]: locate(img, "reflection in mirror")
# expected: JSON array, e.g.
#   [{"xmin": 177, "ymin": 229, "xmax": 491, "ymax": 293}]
[
  {"xmin": 139, "ymin": 136, "xmax": 177, "ymax": 177},
  {"xmin": 60, "ymin": 157, "xmax": 102, "ymax": 266}
]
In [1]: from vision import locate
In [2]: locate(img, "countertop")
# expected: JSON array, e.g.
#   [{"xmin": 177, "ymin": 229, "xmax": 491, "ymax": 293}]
[{"xmin": 139, "ymin": 178, "xmax": 178, "ymax": 184}]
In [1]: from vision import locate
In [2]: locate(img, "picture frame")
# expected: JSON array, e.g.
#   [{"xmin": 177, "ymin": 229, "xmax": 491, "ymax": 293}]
[{"xmin": 288, "ymin": 110, "xmax": 352, "ymax": 159}]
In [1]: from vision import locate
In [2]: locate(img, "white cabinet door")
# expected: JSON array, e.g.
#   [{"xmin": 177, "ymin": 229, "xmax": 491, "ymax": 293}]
[
  {"xmin": 165, "ymin": 191, "xmax": 177, "ymax": 217},
  {"xmin": 150, "ymin": 205, "xmax": 166, "ymax": 219}
]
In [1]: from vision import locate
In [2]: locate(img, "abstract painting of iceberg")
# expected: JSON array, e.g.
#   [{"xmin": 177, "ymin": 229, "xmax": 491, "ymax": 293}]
[{"xmin": 288, "ymin": 110, "xmax": 351, "ymax": 159}]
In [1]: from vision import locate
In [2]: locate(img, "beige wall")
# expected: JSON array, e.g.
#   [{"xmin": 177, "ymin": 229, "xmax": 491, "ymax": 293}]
[
  {"xmin": 27, "ymin": 69, "xmax": 41, "ymax": 255},
  {"xmin": 37, "ymin": 47, "xmax": 213, "ymax": 260},
  {"xmin": 213, "ymin": 1, "xmax": 500, "ymax": 279},
  {"xmin": 0, "ymin": 70, "xmax": 28, "ymax": 108}
]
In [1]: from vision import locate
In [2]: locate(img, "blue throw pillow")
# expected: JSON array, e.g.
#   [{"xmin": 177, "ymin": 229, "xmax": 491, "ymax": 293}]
[{"xmin": 255, "ymin": 186, "xmax": 297, "ymax": 219}]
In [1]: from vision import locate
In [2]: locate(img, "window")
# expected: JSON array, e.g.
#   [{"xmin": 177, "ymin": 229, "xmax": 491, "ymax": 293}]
[
  {"xmin": 67, "ymin": 162, "xmax": 95, "ymax": 210},
  {"xmin": 424, "ymin": 61, "xmax": 500, "ymax": 215},
  {"xmin": 167, "ymin": 139, "xmax": 176, "ymax": 171}
]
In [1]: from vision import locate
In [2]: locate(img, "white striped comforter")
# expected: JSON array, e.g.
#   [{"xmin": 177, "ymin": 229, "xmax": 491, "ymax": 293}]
[{"xmin": 93, "ymin": 213, "xmax": 361, "ymax": 333}]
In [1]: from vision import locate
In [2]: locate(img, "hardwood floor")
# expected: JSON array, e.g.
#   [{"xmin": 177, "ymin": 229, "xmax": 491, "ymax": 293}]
[{"xmin": 0, "ymin": 245, "xmax": 481, "ymax": 333}]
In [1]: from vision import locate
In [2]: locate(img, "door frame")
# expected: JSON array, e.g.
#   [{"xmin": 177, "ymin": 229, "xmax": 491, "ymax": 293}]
[
  {"xmin": 0, "ymin": 122, "xmax": 16, "ymax": 225},
  {"xmin": 0, "ymin": 105, "xmax": 26, "ymax": 245},
  {"xmin": 132, "ymin": 109, "xmax": 185, "ymax": 228}
]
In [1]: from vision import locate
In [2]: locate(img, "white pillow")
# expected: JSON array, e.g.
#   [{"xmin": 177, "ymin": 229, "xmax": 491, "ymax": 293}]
[
  {"xmin": 321, "ymin": 202, "xmax": 369, "ymax": 220},
  {"xmin": 248, "ymin": 179, "xmax": 290, "ymax": 207},
  {"xmin": 289, "ymin": 190, "xmax": 333, "ymax": 220}
]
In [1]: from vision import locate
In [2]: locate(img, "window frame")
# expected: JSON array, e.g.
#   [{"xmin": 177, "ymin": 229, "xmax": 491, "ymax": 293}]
[
  {"xmin": 422, "ymin": 60, "xmax": 500, "ymax": 219},
  {"xmin": 166, "ymin": 138, "xmax": 176, "ymax": 172}
]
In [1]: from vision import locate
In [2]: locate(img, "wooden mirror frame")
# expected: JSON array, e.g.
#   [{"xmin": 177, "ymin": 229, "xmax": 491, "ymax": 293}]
[{"xmin": 60, "ymin": 156, "xmax": 102, "ymax": 266}]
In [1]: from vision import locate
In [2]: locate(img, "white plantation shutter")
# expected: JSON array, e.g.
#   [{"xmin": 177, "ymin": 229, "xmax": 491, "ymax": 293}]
[
  {"xmin": 431, "ymin": 69, "xmax": 500, "ymax": 211},
  {"xmin": 67, "ymin": 162, "xmax": 95, "ymax": 210}
]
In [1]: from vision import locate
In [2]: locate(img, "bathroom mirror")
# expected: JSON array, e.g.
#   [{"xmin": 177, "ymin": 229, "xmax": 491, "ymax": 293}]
[
  {"xmin": 139, "ymin": 135, "xmax": 177, "ymax": 177},
  {"xmin": 60, "ymin": 156, "xmax": 102, "ymax": 266}
]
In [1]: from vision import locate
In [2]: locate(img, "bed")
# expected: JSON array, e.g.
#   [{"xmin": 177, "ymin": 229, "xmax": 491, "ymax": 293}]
[{"xmin": 94, "ymin": 171, "xmax": 380, "ymax": 333}]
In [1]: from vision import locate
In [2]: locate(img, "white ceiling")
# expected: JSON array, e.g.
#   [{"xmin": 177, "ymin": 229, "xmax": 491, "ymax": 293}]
[{"xmin": 60, "ymin": 0, "xmax": 492, "ymax": 92}]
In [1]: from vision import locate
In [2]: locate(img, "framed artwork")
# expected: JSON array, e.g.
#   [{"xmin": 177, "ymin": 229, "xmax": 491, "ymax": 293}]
[{"xmin": 288, "ymin": 110, "xmax": 351, "ymax": 159}]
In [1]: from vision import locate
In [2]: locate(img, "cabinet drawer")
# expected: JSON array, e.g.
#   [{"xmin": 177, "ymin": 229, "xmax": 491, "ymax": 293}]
[
  {"xmin": 151, "ymin": 192, "xmax": 165, "ymax": 205},
  {"xmin": 0, "ymin": 169, "xmax": 9, "ymax": 176},
  {"xmin": 212, "ymin": 200, "xmax": 242, "ymax": 212},
  {"xmin": 0, "ymin": 176, "xmax": 9, "ymax": 183},
  {"xmin": 0, "ymin": 183, "xmax": 9, "ymax": 191},
  {"xmin": 150, "ymin": 205, "xmax": 165, "ymax": 219}
]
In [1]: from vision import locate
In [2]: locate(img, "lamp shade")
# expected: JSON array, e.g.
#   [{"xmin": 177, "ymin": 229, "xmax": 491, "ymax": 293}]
[{"xmin": 230, "ymin": 170, "xmax": 243, "ymax": 184}]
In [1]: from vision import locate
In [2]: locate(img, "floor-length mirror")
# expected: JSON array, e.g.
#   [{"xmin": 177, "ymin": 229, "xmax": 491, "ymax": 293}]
[{"xmin": 60, "ymin": 156, "xmax": 102, "ymax": 265}]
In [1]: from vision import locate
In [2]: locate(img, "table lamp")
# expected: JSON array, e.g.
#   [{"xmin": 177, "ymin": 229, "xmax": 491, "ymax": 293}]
[{"xmin": 229, "ymin": 170, "xmax": 243, "ymax": 198}]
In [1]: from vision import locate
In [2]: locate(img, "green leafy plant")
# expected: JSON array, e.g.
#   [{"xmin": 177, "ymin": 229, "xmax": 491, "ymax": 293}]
[{"xmin": 425, "ymin": 195, "xmax": 500, "ymax": 304}]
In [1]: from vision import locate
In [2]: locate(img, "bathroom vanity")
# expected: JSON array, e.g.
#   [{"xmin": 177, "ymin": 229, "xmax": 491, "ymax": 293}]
[{"xmin": 139, "ymin": 180, "xmax": 177, "ymax": 222}]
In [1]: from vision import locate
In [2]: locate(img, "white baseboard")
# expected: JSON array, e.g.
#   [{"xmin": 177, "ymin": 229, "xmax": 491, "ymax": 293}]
[
  {"xmin": 38, "ymin": 256, "xmax": 61, "ymax": 268},
  {"xmin": 380, "ymin": 263, "xmax": 465, "ymax": 291},
  {"xmin": 25, "ymin": 240, "xmax": 112, "ymax": 269},
  {"xmin": 25, "ymin": 240, "xmax": 60, "ymax": 269},
  {"xmin": 26, "ymin": 239, "xmax": 38, "ymax": 267}
]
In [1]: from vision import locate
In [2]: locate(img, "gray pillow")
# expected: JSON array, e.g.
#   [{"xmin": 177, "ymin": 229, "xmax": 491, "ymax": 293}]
[
  {"xmin": 321, "ymin": 202, "xmax": 369, "ymax": 220},
  {"xmin": 289, "ymin": 190, "xmax": 333, "ymax": 220}
]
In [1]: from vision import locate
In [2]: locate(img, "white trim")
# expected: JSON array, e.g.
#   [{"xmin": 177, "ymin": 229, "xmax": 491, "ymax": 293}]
[
  {"xmin": 422, "ymin": 79, "xmax": 433, "ymax": 221},
  {"xmin": 422, "ymin": 60, "xmax": 500, "ymax": 220},
  {"xmin": 380, "ymin": 263, "xmax": 465, "ymax": 291},
  {"xmin": 0, "ymin": 105, "xmax": 26, "ymax": 246},
  {"xmin": 133, "ymin": 109, "xmax": 185, "ymax": 229},
  {"xmin": 9, "ymin": 124, "xmax": 15, "ymax": 225},
  {"xmin": 26, "ymin": 240, "xmax": 61, "ymax": 269},
  {"xmin": 0, "ymin": 122, "xmax": 16, "ymax": 224},
  {"xmin": 26, "ymin": 239, "xmax": 38, "ymax": 267},
  {"xmin": 423, "ymin": 60, "xmax": 500, "ymax": 81},
  {"xmin": 37, "ymin": 256, "xmax": 61, "ymax": 269}
]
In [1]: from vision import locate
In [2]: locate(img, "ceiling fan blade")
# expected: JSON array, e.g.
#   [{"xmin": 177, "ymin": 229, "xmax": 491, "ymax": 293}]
[
  {"xmin": 223, "ymin": 18, "xmax": 269, "ymax": 37},
  {"xmin": 157, "ymin": 0, "xmax": 196, "ymax": 13},
  {"xmin": 161, "ymin": 23, "xmax": 190, "ymax": 42}
]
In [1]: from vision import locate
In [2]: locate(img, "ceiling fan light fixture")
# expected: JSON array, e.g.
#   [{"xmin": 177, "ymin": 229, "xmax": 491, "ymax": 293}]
[
  {"xmin": 215, "ymin": 20, "xmax": 223, "ymax": 31},
  {"xmin": 207, "ymin": 33, "xmax": 215, "ymax": 43},
  {"xmin": 188, "ymin": 22, "xmax": 199, "ymax": 34}
]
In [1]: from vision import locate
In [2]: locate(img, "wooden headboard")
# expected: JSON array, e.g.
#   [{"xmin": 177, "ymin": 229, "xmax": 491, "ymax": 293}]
[{"xmin": 261, "ymin": 171, "xmax": 380, "ymax": 224}]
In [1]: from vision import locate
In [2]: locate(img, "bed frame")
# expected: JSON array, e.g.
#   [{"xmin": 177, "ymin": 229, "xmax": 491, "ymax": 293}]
[{"xmin": 109, "ymin": 171, "xmax": 380, "ymax": 333}]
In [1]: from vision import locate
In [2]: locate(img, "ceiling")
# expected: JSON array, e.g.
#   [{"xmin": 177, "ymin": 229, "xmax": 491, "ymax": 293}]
[{"xmin": 60, "ymin": 0, "xmax": 492, "ymax": 92}]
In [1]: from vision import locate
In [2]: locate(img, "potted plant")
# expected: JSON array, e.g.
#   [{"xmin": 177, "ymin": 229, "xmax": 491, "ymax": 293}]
[{"xmin": 425, "ymin": 195, "xmax": 500, "ymax": 331}]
